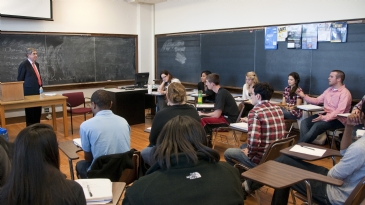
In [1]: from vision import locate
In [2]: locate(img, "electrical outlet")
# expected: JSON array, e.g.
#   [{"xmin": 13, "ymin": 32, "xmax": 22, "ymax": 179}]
[{"xmin": 44, "ymin": 107, "xmax": 50, "ymax": 113}]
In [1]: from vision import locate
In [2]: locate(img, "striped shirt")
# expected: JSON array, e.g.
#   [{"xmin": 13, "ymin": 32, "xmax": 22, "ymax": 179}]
[{"xmin": 247, "ymin": 100, "xmax": 286, "ymax": 165}]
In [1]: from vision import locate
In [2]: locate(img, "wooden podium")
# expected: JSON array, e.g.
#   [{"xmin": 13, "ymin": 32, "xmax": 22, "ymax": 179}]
[{"xmin": 0, "ymin": 82, "xmax": 24, "ymax": 102}]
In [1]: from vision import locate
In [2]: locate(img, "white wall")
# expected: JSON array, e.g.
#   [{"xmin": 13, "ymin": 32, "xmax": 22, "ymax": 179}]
[
  {"xmin": 137, "ymin": 4, "xmax": 156, "ymax": 83},
  {"xmin": 155, "ymin": 0, "xmax": 365, "ymax": 34},
  {"xmin": 1, "ymin": 0, "xmax": 138, "ymax": 34}
]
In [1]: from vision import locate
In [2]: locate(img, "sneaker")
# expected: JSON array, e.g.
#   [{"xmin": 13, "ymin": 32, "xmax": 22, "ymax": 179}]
[{"xmin": 243, "ymin": 180, "xmax": 252, "ymax": 193}]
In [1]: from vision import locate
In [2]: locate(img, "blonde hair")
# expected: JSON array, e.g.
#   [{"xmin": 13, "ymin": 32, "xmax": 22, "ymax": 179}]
[
  {"xmin": 166, "ymin": 82, "xmax": 186, "ymax": 104},
  {"xmin": 245, "ymin": 71, "xmax": 259, "ymax": 89}
]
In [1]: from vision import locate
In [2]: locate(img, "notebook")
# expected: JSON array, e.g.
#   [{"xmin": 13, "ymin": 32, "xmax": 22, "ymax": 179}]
[
  {"xmin": 297, "ymin": 105, "xmax": 323, "ymax": 111},
  {"xmin": 73, "ymin": 138, "xmax": 82, "ymax": 148},
  {"xmin": 75, "ymin": 178, "xmax": 112, "ymax": 204}
]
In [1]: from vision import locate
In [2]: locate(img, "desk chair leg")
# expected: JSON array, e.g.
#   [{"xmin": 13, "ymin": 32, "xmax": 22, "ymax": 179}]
[
  {"xmin": 255, "ymin": 190, "xmax": 261, "ymax": 205},
  {"xmin": 331, "ymin": 156, "xmax": 337, "ymax": 166},
  {"xmin": 290, "ymin": 189, "xmax": 297, "ymax": 204},
  {"xmin": 68, "ymin": 158, "xmax": 75, "ymax": 180},
  {"xmin": 84, "ymin": 113, "xmax": 86, "ymax": 121},
  {"xmin": 304, "ymin": 180, "xmax": 313, "ymax": 205},
  {"xmin": 70, "ymin": 111, "xmax": 74, "ymax": 135}
]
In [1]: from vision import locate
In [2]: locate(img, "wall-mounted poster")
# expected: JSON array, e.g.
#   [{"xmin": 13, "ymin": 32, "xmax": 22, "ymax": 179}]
[
  {"xmin": 287, "ymin": 25, "xmax": 302, "ymax": 49},
  {"xmin": 265, "ymin": 26, "xmax": 278, "ymax": 50},
  {"xmin": 318, "ymin": 23, "xmax": 331, "ymax": 41},
  {"xmin": 277, "ymin": 26, "xmax": 287, "ymax": 42},
  {"xmin": 302, "ymin": 24, "xmax": 318, "ymax": 50},
  {"xmin": 330, "ymin": 22, "xmax": 347, "ymax": 43}
]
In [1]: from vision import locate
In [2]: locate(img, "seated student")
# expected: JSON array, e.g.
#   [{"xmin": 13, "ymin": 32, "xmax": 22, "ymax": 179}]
[
  {"xmin": 296, "ymin": 70, "xmax": 352, "ymax": 143},
  {"xmin": 245, "ymin": 103, "xmax": 365, "ymax": 205},
  {"xmin": 241, "ymin": 71, "xmax": 259, "ymax": 117},
  {"xmin": 0, "ymin": 124, "xmax": 86, "ymax": 205},
  {"xmin": 350, "ymin": 94, "xmax": 365, "ymax": 139},
  {"xmin": 123, "ymin": 116, "xmax": 244, "ymax": 205},
  {"xmin": 198, "ymin": 73, "xmax": 239, "ymax": 145},
  {"xmin": 157, "ymin": 70, "xmax": 180, "ymax": 112},
  {"xmin": 224, "ymin": 83, "xmax": 286, "ymax": 168},
  {"xmin": 0, "ymin": 137, "xmax": 12, "ymax": 189},
  {"xmin": 197, "ymin": 70, "xmax": 215, "ymax": 102},
  {"xmin": 280, "ymin": 72, "xmax": 303, "ymax": 120},
  {"xmin": 141, "ymin": 82, "xmax": 200, "ymax": 165},
  {"xmin": 76, "ymin": 90, "xmax": 130, "ymax": 178}
]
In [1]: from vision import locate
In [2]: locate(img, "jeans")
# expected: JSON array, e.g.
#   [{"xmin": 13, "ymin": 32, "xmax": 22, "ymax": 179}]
[
  {"xmin": 141, "ymin": 146, "xmax": 154, "ymax": 166},
  {"xmin": 156, "ymin": 96, "xmax": 167, "ymax": 112},
  {"xmin": 299, "ymin": 114, "xmax": 344, "ymax": 143},
  {"xmin": 281, "ymin": 108, "xmax": 298, "ymax": 120},
  {"xmin": 75, "ymin": 160, "xmax": 92, "ymax": 179},
  {"xmin": 224, "ymin": 143, "xmax": 256, "ymax": 168},
  {"xmin": 271, "ymin": 155, "xmax": 331, "ymax": 205}
]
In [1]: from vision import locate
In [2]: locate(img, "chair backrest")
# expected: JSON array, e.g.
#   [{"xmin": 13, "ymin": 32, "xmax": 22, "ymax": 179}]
[
  {"xmin": 259, "ymin": 135, "xmax": 296, "ymax": 165},
  {"xmin": 235, "ymin": 103, "xmax": 245, "ymax": 123},
  {"xmin": 344, "ymin": 176, "xmax": 365, "ymax": 205},
  {"xmin": 119, "ymin": 151, "xmax": 140, "ymax": 185},
  {"xmin": 62, "ymin": 92, "xmax": 86, "ymax": 107}
]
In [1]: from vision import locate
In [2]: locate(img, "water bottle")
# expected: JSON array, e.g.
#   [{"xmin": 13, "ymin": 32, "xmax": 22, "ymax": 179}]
[
  {"xmin": 39, "ymin": 87, "xmax": 43, "ymax": 98},
  {"xmin": 0, "ymin": 127, "xmax": 9, "ymax": 141},
  {"xmin": 198, "ymin": 90, "xmax": 203, "ymax": 104}
]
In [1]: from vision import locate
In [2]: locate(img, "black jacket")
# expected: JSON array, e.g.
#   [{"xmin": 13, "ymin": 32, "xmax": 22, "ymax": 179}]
[{"xmin": 87, "ymin": 149, "xmax": 135, "ymax": 182}]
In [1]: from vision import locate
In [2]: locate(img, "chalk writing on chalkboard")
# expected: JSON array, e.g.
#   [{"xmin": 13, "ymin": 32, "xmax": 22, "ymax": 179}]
[
  {"xmin": 161, "ymin": 39, "xmax": 186, "ymax": 64},
  {"xmin": 0, "ymin": 33, "xmax": 136, "ymax": 85}
]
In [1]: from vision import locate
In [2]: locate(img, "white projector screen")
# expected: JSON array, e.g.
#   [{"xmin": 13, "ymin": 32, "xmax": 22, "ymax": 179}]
[{"xmin": 0, "ymin": 0, "xmax": 52, "ymax": 20}]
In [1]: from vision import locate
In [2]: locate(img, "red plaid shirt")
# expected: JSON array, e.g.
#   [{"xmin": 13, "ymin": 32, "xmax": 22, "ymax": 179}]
[
  {"xmin": 283, "ymin": 86, "xmax": 303, "ymax": 119},
  {"xmin": 354, "ymin": 95, "xmax": 365, "ymax": 111},
  {"xmin": 247, "ymin": 100, "xmax": 286, "ymax": 165}
]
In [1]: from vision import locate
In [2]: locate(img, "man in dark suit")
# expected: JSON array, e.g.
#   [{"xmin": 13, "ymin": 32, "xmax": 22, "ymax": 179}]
[{"xmin": 17, "ymin": 48, "xmax": 43, "ymax": 126}]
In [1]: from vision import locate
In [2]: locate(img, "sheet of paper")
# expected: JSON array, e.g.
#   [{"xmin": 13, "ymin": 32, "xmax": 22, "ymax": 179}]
[
  {"xmin": 289, "ymin": 145, "xmax": 326, "ymax": 156},
  {"xmin": 229, "ymin": 122, "xmax": 248, "ymax": 131},
  {"xmin": 44, "ymin": 93, "xmax": 57, "ymax": 96},
  {"xmin": 146, "ymin": 127, "xmax": 151, "ymax": 131},
  {"xmin": 190, "ymin": 93, "xmax": 207, "ymax": 97},
  {"xmin": 196, "ymin": 103, "xmax": 214, "ymax": 108},
  {"xmin": 297, "ymin": 105, "xmax": 323, "ymax": 111},
  {"xmin": 73, "ymin": 138, "xmax": 82, "ymax": 148},
  {"xmin": 75, "ymin": 179, "xmax": 112, "ymax": 203}
]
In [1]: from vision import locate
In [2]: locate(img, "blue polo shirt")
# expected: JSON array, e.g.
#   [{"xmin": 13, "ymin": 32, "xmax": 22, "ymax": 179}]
[{"xmin": 80, "ymin": 110, "xmax": 130, "ymax": 169}]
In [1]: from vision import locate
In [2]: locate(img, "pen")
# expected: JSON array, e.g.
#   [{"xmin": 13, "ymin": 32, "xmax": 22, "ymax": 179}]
[
  {"xmin": 301, "ymin": 145, "xmax": 315, "ymax": 151},
  {"xmin": 87, "ymin": 184, "xmax": 93, "ymax": 197}
]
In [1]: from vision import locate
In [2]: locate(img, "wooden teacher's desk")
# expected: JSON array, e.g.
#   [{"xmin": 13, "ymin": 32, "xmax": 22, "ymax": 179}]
[
  {"xmin": 242, "ymin": 160, "xmax": 343, "ymax": 205},
  {"xmin": 0, "ymin": 95, "xmax": 69, "ymax": 137}
]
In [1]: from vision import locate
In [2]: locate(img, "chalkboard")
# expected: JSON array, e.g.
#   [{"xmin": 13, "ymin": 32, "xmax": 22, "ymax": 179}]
[
  {"xmin": 0, "ymin": 33, "xmax": 136, "ymax": 85},
  {"xmin": 156, "ymin": 24, "xmax": 365, "ymax": 99}
]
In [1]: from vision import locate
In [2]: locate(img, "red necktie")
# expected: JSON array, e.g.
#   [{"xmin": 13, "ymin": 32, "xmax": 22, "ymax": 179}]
[{"xmin": 32, "ymin": 63, "xmax": 42, "ymax": 86}]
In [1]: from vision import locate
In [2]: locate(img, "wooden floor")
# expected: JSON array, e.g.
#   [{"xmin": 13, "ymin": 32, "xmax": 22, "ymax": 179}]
[{"xmin": 5, "ymin": 113, "xmax": 337, "ymax": 205}]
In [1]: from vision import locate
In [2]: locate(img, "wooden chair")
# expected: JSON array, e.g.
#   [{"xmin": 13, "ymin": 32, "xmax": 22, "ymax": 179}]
[
  {"xmin": 212, "ymin": 103, "xmax": 245, "ymax": 149},
  {"xmin": 233, "ymin": 136, "xmax": 296, "ymax": 205},
  {"xmin": 62, "ymin": 92, "xmax": 92, "ymax": 134},
  {"xmin": 326, "ymin": 127, "xmax": 344, "ymax": 150}
]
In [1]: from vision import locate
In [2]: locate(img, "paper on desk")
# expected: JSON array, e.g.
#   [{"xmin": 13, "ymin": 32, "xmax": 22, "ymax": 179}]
[
  {"xmin": 289, "ymin": 145, "xmax": 326, "ymax": 156},
  {"xmin": 146, "ymin": 127, "xmax": 151, "ymax": 131},
  {"xmin": 196, "ymin": 103, "xmax": 214, "ymax": 108},
  {"xmin": 297, "ymin": 105, "xmax": 323, "ymax": 111},
  {"xmin": 229, "ymin": 122, "xmax": 248, "ymax": 131},
  {"xmin": 190, "ymin": 93, "xmax": 207, "ymax": 97},
  {"xmin": 75, "ymin": 179, "xmax": 112, "ymax": 204},
  {"xmin": 73, "ymin": 138, "xmax": 82, "ymax": 148},
  {"xmin": 44, "ymin": 93, "xmax": 57, "ymax": 96}
]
